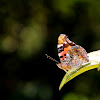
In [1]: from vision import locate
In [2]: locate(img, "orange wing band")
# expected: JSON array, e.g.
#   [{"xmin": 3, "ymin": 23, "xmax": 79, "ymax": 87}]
[{"xmin": 60, "ymin": 45, "xmax": 71, "ymax": 60}]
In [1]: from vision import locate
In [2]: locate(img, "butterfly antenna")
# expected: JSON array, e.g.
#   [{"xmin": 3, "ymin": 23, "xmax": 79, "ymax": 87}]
[{"xmin": 45, "ymin": 54, "xmax": 59, "ymax": 64}]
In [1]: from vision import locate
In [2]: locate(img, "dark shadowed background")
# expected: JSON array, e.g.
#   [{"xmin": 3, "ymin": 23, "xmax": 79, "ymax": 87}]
[{"xmin": 0, "ymin": 0, "xmax": 100, "ymax": 100}]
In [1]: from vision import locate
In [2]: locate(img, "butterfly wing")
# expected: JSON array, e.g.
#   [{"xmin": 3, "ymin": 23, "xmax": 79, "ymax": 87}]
[
  {"xmin": 66, "ymin": 45, "xmax": 89, "ymax": 68},
  {"xmin": 57, "ymin": 34, "xmax": 89, "ymax": 71}
]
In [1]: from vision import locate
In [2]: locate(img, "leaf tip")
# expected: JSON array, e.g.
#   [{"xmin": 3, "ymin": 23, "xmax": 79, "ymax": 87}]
[{"xmin": 59, "ymin": 85, "xmax": 62, "ymax": 91}]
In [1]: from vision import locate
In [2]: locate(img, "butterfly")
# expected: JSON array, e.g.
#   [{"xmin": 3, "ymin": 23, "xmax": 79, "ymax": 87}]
[{"xmin": 46, "ymin": 34, "xmax": 89, "ymax": 72}]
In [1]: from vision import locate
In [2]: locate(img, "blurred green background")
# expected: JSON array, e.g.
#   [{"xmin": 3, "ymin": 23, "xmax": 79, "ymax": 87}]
[{"xmin": 0, "ymin": 0, "xmax": 100, "ymax": 100}]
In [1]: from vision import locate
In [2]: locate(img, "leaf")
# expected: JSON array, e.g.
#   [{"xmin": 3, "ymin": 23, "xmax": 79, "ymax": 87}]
[{"xmin": 59, "ymin": 50, "xmax": 100, "ymax": 90}]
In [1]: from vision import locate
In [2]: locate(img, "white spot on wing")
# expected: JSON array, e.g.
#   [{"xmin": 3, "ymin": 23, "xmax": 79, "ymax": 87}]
[
  {"xmin": 58, "ymin": 53, "xmax": 61, "ymax": 57},
  {"xmin": 64, "ymin": 41, "xmax": 67, "ymax": 44},
  {"xmin": 57, "ymin": 44, "xmax": 63, "ymax": 48}
]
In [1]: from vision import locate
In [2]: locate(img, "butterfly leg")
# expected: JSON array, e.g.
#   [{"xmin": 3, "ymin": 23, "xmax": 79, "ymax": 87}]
[{"xmin": 64, "ymin": 70, "xmax": 70, "ymax": 77}]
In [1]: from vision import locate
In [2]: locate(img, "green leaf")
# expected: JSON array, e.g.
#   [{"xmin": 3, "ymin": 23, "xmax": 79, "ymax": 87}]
[{"xmin": 59, "ymin": 50, "xmax": 100, "ymax": 90}]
